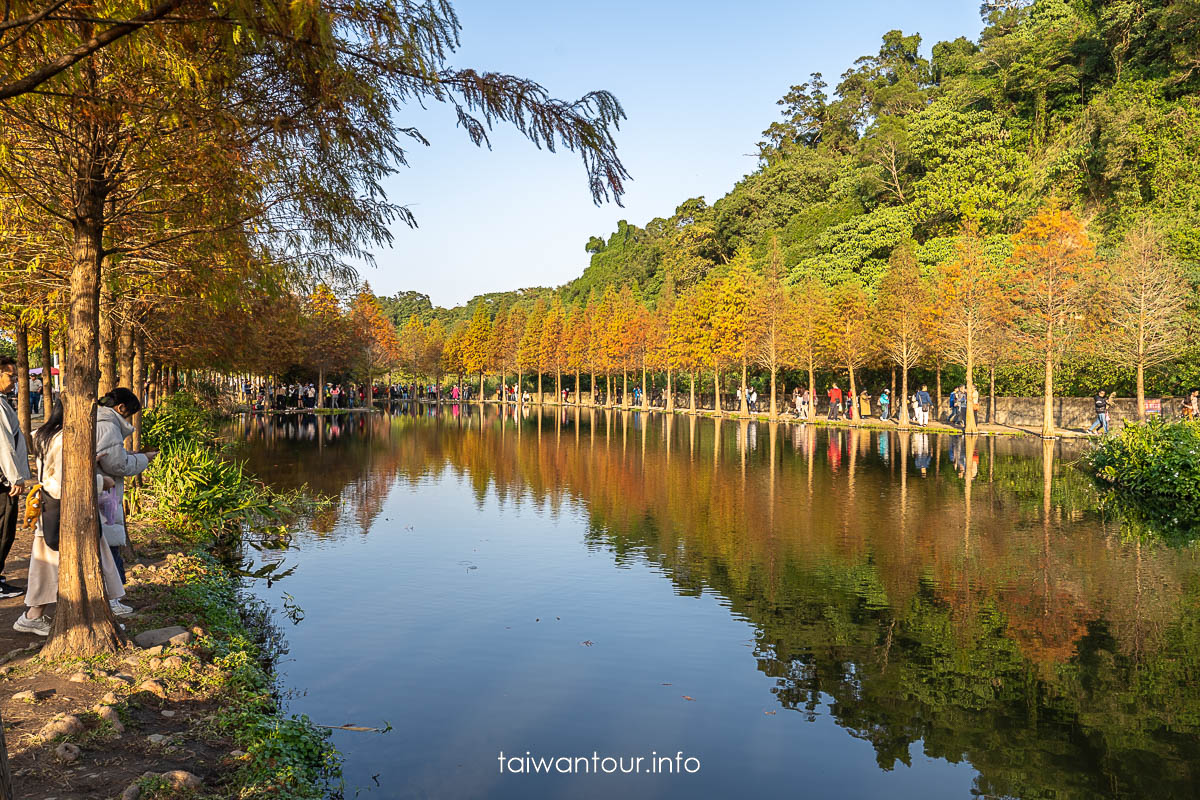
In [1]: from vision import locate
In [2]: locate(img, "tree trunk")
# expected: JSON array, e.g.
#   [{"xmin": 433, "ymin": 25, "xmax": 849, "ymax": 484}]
[
  {"xmin": 641, "ymin": 364, "xmax": 648, "ymax": 411},
  {"xmin": 43, "ymin": 196, "xmax": 125, "ymax": 658},
  {"xmin": 689, "ymin": 372, "xmax": 696, "ymax": 413},
  {"xmin": 901, "ymin": 365, "xmax": 910, "ymax": 426},
  {"xmin": 739, "ymin": 359, "xmax": 748, "ymax": 416},
  {"xmin": 119, "ymin": 319, "xmax": 134, "ymax": 389},
  {"xmin": 590, "ymin": 372, "xmax": 596, "ymax": 406},
  {"xmin": 41, "ymin": 323, "xmax": 54, "ymax": 421},
  {"xmin": 537, "ymin": 372, "xmax": 543, "ymax": 405},
  {"xmin": 1136, "ymin": 360, "xmax": 1145, "ymax": 421},
  {"xmin": 621, "ymin": 370, "xmax": 628, "ymax": 410},
  {"xmin": 848, "ymin": 364, "xmax": 858, "ymax": 424},
  {"xmin": 769, "ymin": 366, "xmax": 777, "ymax": 420},
  {"xmin": 964, "ymin": 350, "xmax": 978, "ymax": 434},
  {"xmin": 132, "ymin": 331, "xmax": 145, "ymax": 452},
  {"xmin": 367, "ymin": 372, "xmax": 374, "ymax": 408},
  {"xmin": 713, "ymin": 364, "xmax": 722, "ymax": 417},
  {"xmin": 935, "ymin": 359, "xmax": 943, "ymax": 423},
  {"xmin": 0, "ymin": 708, "xmax": 11, "ymax": 800},
  {"xmin": 479, "ymin": 372, "xmax": 485, "ymax": 403},
  {"xmin": 890, "ymin": 366, "xmax": 896, "ymax": 416},
  {"xmin": 556, "ymin": 370, "xmax": 562, "ymax": 405},
  {"xmin": 989, "ymin": 363, "xmax": 996, "ymax": 425},
  {"xmin": 666, "ymin": 369, "xmax": 675, "ymax": 413},
  {"xmin": 807, "ymin": 361, "xmax": 816, "ymax": 419},
  {"xmin": 1042, "ymin": 347, "xmax": 1055, "ymax": 439},
  {"xmin": 317, "ymin": 366, "xmax": 326, "ymax": 409},
  {"xmin": 13, "ymin": 325, "xmax": 31, "ymax": 445},
  {"xmin": 98, "ymin": 285, "xmax": 118, "ymax": 396}
]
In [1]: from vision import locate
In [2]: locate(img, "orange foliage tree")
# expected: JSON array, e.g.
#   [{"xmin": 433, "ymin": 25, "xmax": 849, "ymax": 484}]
[{"xmin": 1011, "ymin": 203, "xmax": 1095, "ymax": 438}]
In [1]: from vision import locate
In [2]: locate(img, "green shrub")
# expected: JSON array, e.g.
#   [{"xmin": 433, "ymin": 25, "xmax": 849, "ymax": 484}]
[
  {"xmin": 142, "ymin": 391, "xmax": 221, "ymax": 448},
  {"xmin": 133, "ymin": 392, "xmax": 318, "ymax": 543},
  {"xmin": 1085, "ymin": 419, "xmax": 1200, "ymax": 537}
]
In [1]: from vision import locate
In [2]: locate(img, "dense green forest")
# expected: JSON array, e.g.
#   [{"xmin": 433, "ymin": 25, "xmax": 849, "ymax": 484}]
[{"xmin": 382, "ymin": 0, "xmax": 1200, "ymax": 394}]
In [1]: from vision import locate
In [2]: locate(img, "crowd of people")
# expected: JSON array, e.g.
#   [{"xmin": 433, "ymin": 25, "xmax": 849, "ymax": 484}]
[
  {"xmin": 241, "ymin": 381, "xmax": 447, "ymax": 410},
  {"xmin": 788, "ymin": 383, "xmax": 970, "ymax": 428},
  {"xmin": 0, "ymin": 357, "xmax": 156, "ymax": 636},
  {"xmin": 239, "ymin": 372, "xmax": 1200, "ymax": 434}
]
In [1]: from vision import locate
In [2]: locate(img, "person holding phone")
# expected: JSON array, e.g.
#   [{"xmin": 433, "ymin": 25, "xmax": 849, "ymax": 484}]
[{"xmin": 95, "ymin": 388, "xmax": 157, "ymax": 612}]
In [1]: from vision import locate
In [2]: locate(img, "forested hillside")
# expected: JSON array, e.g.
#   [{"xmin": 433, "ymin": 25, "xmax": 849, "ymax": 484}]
[
  {"xmin": 572, "ymin": 0, "xmax": 1200, "ymax": 296},
  {"xmin": 387, "ymin": 0, "xmax": 1200, "ymax": 397}
]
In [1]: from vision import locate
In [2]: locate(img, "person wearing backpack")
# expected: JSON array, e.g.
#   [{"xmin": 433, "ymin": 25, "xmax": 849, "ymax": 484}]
[
  {"xmin": 916, "ymin": 385, "xmax": 932, "ymax": 426},
  {"xmin": 14, "ymin": 398, "xmax": 126, "ymax": 636}
]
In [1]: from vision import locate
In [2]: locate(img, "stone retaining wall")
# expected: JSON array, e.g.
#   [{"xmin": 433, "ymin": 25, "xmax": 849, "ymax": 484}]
[{"xmin": 988, "ymin": 396, "xmax": 1185, "ymax": 428}]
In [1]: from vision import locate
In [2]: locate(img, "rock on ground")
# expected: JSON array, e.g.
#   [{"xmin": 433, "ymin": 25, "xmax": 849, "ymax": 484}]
[
  {"xmin": 54, "ymin": 742, "xmax": 81, "ymax": 763},
  {"xmin": 39, "ymin": 714, "xmax": 83, "ymax": 738},
  {"xmin": 132, "ymin": 626, "xmax": 189, "ymax": 648},
  {"xmin": 95, "ymin": 705, "xmax": 125, "ymax": 733},
  {"xmin": 161, "ymin": 770, "xmax": 203, "ymax": 789}
]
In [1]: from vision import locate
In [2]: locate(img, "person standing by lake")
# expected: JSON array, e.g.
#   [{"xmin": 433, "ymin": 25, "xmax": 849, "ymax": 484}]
[
  {"xmin": 96, "ymin": 388, "xmax": 158, "ymax": 601},
  {"xmin": 14, "ymin": 398, "xmax": 126, "ymax": 635},
  {"xmin": 1088, "ymin": 390, "xmax": 1109, "ymax": 434},
  {"xmin": 30, "ymin": 373, "xmax": 43, "ymax": 416},
  {"xmin": 0, "ymin": 358, "xmax": 31, "ymax": 598},
  {"xmin": 879, "ymin": 389, "xmax": 891, "ymax": 421},
  {"xmin": 859, "ymin": 390, "xmax": 871, "ymax": 420},
  {"xmin": 827, "ymin": 383, "xmax": 842, "ymax": 421},
  {"xmin": 916, "ymin": 385, "xmax": 932, "ymax": 427}
]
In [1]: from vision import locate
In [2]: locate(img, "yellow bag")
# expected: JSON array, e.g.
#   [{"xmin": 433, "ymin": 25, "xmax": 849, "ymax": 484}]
[{"xmin": 22, "ymin": 483, "xmax": 43, "ymax": 530}]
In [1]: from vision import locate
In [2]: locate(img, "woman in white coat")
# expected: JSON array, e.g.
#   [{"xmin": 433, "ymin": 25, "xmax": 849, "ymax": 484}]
[
  {"xmin": 95, "ymin": 388, "xmax": 157, "ymax": 595},
  {"xmin": 13, "ymin": 399, "xmax": 127, "ymax": 635}
]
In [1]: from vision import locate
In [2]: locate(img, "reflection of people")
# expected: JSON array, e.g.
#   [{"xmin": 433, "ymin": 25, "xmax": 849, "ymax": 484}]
[
  {"xmin": 949, "ymin": 437, "xmax": 966, "ymax": 475},
  {"xmin": 913, "ymin": 432, "xmax": 931, "ymax": 474}
]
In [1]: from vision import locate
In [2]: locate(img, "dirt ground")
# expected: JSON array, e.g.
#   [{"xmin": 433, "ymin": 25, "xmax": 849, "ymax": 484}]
[{"xmin": 0, "ymin": 533, "xmax": 245, "ymax": 800}]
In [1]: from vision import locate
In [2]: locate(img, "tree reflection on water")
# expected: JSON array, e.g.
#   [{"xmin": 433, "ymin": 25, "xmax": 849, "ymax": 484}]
[{"xmin": 230, "ymin": 404, "xmax": 1200, "ymax": 799}]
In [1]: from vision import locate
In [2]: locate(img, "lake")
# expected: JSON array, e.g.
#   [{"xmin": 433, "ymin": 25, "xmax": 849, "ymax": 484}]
[{"xmin": 225, "ymin": 404, "xmax": 1200, "ymax": 800}]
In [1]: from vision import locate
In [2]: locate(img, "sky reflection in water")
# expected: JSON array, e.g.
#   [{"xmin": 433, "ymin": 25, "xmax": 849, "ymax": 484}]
[{"xmin": 227, "ymin": 405, "xmax": 1200, "ymax": 800}]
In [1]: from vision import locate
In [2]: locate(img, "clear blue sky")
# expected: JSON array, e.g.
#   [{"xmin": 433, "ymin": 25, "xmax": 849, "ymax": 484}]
[{"xmin": 366, "ymin": 0, "xmax": 984, "ymax": 308}]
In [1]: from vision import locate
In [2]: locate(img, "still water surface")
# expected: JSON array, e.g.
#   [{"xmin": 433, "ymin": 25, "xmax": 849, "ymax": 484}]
[{"xmin": 226, "ymin": 405, "xmax": 1200, "ymax": 800}]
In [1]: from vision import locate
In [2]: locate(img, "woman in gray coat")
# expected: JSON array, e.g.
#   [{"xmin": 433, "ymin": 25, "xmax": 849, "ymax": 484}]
[{"xmin": 96, "ymin": 388, "xmax": 157, "ymax": 611}]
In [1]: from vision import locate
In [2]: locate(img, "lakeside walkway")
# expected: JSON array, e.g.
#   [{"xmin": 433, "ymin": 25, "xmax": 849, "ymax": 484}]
[{"xmin": 324, "ymin": 397, "xmax": 1106, "ymax": 439}]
